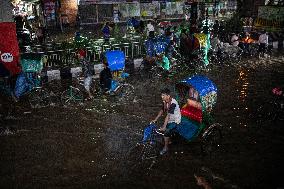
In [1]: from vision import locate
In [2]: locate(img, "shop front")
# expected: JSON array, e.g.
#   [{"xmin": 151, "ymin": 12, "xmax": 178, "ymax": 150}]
[{"xmin": 78, "ymin": 0, "xmax": 186, "ymax": 25}]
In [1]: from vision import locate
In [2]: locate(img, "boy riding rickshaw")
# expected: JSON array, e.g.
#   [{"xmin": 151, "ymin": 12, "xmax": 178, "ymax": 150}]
[{"xmin": 141, "ymin": 75, "xmax": 222, "ymax": 158}]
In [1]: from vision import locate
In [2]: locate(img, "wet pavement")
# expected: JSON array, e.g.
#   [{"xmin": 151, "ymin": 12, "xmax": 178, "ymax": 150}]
[{"xmin": 1, "ymin": 54, "xmax": 284, "ymax": 189}]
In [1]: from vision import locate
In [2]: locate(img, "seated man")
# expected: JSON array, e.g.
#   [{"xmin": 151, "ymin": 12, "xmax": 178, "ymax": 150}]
[
  {"xmin": 258, "ymin": 30, "xmax": 268, "ymax": 56},
  {"xmin": 99, "ymin": 58, "xmax": 112, "ymax": 93},
  {"xmin": 102, "ymin": 22, "xmax": 111, "ymax": 43}
]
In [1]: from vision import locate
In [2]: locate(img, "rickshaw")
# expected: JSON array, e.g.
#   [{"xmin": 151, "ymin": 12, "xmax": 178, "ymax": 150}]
[
  {"xmin": 0, "ymin": 53, "xmax": 51, "ymax": 108},
  {"xmin": 1, "ymin": 22, "xmax": 50, "ymax": 108},
  {"xmin": 174, "ymin": 75, "xmax": 222, "ymax": 151},
  {"xmin": 133, "ymin": 75, "xmax": 222, "ymax": 165},
  {"xmin": 61, "ymin": 50, "xmax": 134, "ymax": 105}
]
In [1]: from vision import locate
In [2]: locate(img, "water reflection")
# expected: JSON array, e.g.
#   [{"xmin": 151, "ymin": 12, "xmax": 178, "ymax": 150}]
[
  {"xmin": 237, "ymin": 68, "xmax": 249, "ymax": 102},
  {"xmin": 235, "ymin": 68, "xmax": 251, "ymax": 127}
]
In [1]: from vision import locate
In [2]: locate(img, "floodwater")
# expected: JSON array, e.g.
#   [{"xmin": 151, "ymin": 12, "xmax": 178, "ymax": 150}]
[{"xmin": 1, "ymin": 55, "xmax": 284, "ymax": 189}]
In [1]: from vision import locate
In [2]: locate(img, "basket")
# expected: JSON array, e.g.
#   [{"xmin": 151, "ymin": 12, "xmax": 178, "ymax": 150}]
[{"xmin": 21, "ymin": 54, "xmax": 43, "ymax": 73}]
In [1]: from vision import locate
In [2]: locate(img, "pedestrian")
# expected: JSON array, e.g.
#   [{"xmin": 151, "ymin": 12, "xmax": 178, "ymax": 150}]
[
  {"xmin": 76, "ymin": 49, "xmax": 94, "ymax": 99},
  {"xmin": 258, "ymin": 30, "xmax": 268, "ymax": 56},
  {"xmin": 102, "ymin": 22, "xmax": 111, "ymax": 43},
  {"xmin": 231, "ymin": 33, "xmax": 239, "ymax": 47},
  {"xmin": 146, "ymin": 20, "xmax": 155, "ymax": 37},
  {"xmin": 211, "ymin": 34, "xmax": 221, "ymax": 52},
  {"xmin": 99, "ymin": 58, "xmax": 112, "ymax": 93},
  {"xmin": 151, "ymin": 88, "xmax": 181, "ymax": 155}
]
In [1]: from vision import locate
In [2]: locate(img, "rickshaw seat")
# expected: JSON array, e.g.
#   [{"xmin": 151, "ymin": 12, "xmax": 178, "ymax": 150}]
[{"xmin": 181, "ymin": 103, "xmax": 202, "ymax": 123}]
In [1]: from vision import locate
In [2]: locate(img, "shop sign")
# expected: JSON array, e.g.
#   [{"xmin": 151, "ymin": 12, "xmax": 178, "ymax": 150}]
[
  {"xmin": 254, "ymin": 17, "xmax": 283, "ymax": 28},
  {"xmin": 1, "ymin": 53, "xmax": 14, "ymax": 63}
]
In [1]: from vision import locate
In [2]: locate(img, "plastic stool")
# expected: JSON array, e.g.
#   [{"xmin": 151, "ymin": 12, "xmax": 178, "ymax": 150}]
[
  {"xmin": 132, "ymin": 41, "xmax": 141, "ymax": 58},
  {"xmin": 123, "ymin": 43, "xmax": 130, "ymax": 58},
  {"xmin": 112, "ymin": 44, "xmax": 121, "ymax": 51},
  {"xmin": 103, "ymin": 44, "xmax": 111, "ymax": 52}
]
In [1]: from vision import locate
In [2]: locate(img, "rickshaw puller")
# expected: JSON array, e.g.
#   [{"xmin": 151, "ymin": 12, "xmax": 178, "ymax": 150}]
[
  {"xmin": 151, "ymin": 88, "xmax": 181, "ymax": 155},
  {"xmin": 99, "ymin": 58, "xmax": 112, "ymax": 93}
]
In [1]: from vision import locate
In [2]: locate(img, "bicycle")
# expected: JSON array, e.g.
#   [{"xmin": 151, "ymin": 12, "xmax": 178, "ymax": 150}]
[
  {"xmin": 60, "ymin": 72, "xmax": 135, "ymax": 106},
  {"xmin": 60, "ymin": 75, "xmax": 95, "ymax": 106},
  {"xmin": 128, "ymin": 121, "xmax": 222, "ymax": 172}
]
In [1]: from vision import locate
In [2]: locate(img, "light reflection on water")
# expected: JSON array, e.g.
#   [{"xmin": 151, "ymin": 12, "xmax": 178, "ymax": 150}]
[
  {"xmin": 236, "ymin": 68, "xmax": 250, "ymax": 127},
  {"xmin": 237, "ymin": 68, "xmax": 249, "ymax": 102}
]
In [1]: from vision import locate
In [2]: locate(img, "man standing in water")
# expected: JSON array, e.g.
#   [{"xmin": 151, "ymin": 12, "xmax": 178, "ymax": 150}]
[
  {"xmin": 77, "ymin": 49, "xmax": 94, "ymax": 100},
  {"xmin": 152, "ymin": 88, "xmax": 181, "ymax": 155}
]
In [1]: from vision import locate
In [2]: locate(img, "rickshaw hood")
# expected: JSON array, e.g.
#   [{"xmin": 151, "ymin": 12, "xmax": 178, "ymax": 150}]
[{"xmin": 179, "ymin": 75, "xmax": 217, "ymax": 97}]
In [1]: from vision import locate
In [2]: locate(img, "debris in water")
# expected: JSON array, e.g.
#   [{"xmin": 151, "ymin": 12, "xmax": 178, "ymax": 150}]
[{"xmin": 0, "ymin": 127, "xmax": 16, "ymax": 136}]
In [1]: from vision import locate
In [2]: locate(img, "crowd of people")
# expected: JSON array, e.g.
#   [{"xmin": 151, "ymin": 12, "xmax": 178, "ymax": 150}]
[{"xmin": 102, "ymin": 18, "xmax": 272, "ymax": 72}]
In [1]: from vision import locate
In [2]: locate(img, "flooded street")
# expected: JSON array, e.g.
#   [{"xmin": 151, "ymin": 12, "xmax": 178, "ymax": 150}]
[{"xmin": 1, "ymin": 55, "xmax": 284, "ymax": 189}]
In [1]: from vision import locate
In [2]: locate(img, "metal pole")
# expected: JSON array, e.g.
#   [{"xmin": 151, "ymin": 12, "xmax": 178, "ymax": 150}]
[{"xmin": 96, "ymin": 4, "xmax": 99, "ymax": 23}]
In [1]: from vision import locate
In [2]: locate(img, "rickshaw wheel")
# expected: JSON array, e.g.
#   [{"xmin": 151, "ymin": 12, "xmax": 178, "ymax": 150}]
[
  {"xmin": 201, "ymin": 123, "xmax": 222, "ymax": 156},
  {"xmin": 29, "ymin": 88, "xmax": 50, "ymax": 108},
  {"xmin": 61, "ymin": 87, "xmax": 84, "ymax": 106}
]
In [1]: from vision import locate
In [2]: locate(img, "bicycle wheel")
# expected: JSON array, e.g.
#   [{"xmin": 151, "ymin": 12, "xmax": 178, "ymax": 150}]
[
  {"xmin": 115, "ymin": 84, "xmax": 135, "ymax": 103},
  {"xmin": 201, "ymin": 123, "xmax": 222, "ymax": 156},
  {"xmin": 29, "ymin": 88, "xmax": 50, "ymax": 108},
  {"xmin": 61, "ymin": 87, "xmax": 84, "ymax": 106}
]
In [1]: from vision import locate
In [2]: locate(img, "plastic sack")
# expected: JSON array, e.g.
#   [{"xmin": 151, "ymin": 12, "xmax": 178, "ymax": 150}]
[
  {"xmin": 121, "ymin": 72, "xmax": 129, "ymax": 79},
  {"xmin": 14, "ymin": 72, "xmax": 28, "ymax": 98},
  {"xmin": 142, "ymin": 123, "xmax": 157, "ymax": 143},
  {"xmin": 110, "ymin": 80, "xmax": 118, "ymax": 91},
  {"xmin": 154, "ymin": 40, "xmax": 167, "ymax": 54},
  {"xmin": 105, "ymin": 50, "xmax": 125, "ymax": 71}
]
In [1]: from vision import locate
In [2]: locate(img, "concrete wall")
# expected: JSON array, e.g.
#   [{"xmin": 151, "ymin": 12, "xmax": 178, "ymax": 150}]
[{"xmin": 0, "ymin": 0, "xmax": 14, "ymax": 22}]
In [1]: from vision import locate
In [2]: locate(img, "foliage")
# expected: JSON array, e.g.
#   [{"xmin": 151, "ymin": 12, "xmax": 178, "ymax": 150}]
[{"xmin": 224, "ymin": 13, "xmax": 243, "ymax": 34}]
